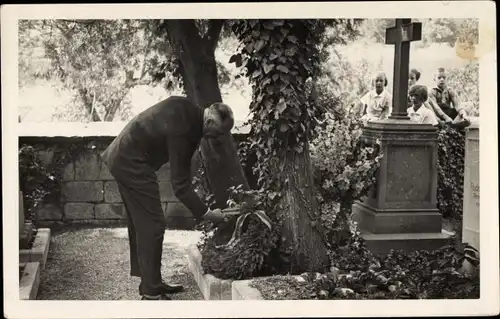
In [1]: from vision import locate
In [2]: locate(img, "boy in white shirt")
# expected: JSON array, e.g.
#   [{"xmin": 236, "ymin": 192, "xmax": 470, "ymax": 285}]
[{"xmin": 407, "ymin": 84, "xmax": 439, "ymax": 126}]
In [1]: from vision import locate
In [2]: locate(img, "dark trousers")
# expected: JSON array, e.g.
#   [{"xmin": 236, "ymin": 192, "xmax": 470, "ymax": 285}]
[{"xmin": 116, "ymin": 176, "xmax": 166, "ymax": 296}]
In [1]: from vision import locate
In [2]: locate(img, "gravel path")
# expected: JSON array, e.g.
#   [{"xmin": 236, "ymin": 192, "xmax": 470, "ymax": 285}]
[{"xmin": 37, "ymin": 227, "xmax": 203, "ymax": 300}]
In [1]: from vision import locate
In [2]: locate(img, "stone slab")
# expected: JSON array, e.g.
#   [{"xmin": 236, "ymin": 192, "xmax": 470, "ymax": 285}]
[
  {"xmin": 352, "ymin": 202, "xmax": 442, "ymax": 234},
  {"xmin": 360, "ymin": 229, "xmax": 455, "ymax": 256},
  {"xmin": 98, "ymin": 160, "xmax": 115, "ymax": 180},
  {"xmin": 75, "ymin": 153, "xmax": 101, "ymax": 180},
  {"xmin": 187, "ymin": 244, "xmax": 233, "ymax": 300},
  {"xmin": 64, "ymin": 203, "xmax": 95, "ymax": 220},
  {"xmin": 62, "ymin": 161, "xmax": 75, "ymax": 181},
  {"xmin": 62, "ymin": 181, "xmax": 103, "ymax": 202},
  {"xmin": 104, "ymin": 181, "xmax": 123, "ymax": 203},
  {"xmin": 232, "ymin": 280, "xmax": 264, "ymax": 300},
  {"xmin": 19, "ymin": 228, "xmax": 51, "ymax": 271},
  {"xmin": 19, "ymin": 261, "xmax": 41, "ymax": 300},
  {"xmin": 35, "ymin": 203, "xmax": 63, "ymax": 221},
  {"xmin": 95, "ymin": 204, "xmax": 127, "ymax": 220}
]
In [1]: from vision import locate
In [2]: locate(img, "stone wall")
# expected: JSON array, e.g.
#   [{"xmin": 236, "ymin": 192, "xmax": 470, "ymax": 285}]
[
  {"xmin": 19, "ymin": 122, "xmax": 251, "ymax": 230},
  {"xmin": 462, "ymin": 120, "xmax": 480, "ymax": 251}
]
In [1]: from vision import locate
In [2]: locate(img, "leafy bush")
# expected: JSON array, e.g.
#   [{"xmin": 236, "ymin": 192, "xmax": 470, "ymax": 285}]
[
  {"xmin": 437, "ymin": 125, "xmax": 466, "ymax": 223},
  {"xmin": 251, "ymin": 243, "xmax": 480, "ymax": 300},
  {"xmin": 309, "ymin": 107, "xmax": 383, "ymax": 247},
  {"xmin": 18, "ymin": 145, "xmax": 54, "ymax": 223}
]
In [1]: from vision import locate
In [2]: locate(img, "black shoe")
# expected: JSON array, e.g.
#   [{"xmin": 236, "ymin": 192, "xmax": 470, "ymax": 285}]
[
  {"xmin": 139, "ymin": 281, "xmax": 184, "ymax": 295},
  {"xmin": 159, "ymin": 282, "xmax": 184, "ymax": 294},
  {"xmin": 141, "ymin": 294, "xmax": 171, "ymax": 300}
]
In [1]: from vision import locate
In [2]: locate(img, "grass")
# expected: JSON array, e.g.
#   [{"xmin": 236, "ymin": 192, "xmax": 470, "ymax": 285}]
[{"xmin": 37, "ymin": 226, "xmax": 204, "ymax": 300}]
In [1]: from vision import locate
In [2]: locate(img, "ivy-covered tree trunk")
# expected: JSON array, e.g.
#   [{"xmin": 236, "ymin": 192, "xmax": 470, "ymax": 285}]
[
  {"xmin": 231, "ymin": 19, "xmax": 330, "ymax": 273},
  {"xmin": 279, "ymin": 143, "xmax": 330, "ymax": 272},
  {"xmin": 165, "ymin": 20, "xmax": 250, "ymax": 208}
]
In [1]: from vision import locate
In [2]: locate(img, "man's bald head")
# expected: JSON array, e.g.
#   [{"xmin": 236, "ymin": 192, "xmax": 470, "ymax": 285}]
[{"xmin": 203, "ymin": 102, "xmax": 234, "ymax": 138}]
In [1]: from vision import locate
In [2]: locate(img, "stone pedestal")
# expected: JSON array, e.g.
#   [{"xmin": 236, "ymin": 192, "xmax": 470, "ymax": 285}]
[
  {"xmin": 462, "ymin": 121, "xmax": 479, "ymax": 252},
  {"xmin": 352, "ymin": 119, "xmax": 454, "ymax": 256}
]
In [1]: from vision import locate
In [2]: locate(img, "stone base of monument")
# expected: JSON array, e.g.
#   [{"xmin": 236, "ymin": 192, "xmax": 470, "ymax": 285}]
[
  {"xmin": 19, "ymin": 261, "xmax": 41, "ymax": 300},
  {"xmin": 187, "ymin": 244, "xmax": 233, "ymax": 300},
  {"xmin": 232, "ymin": 279, "xmax": 264, "ymax": 300},
  {"xmin": 353, "ymin": 119, "xmax": 454, "ymax": 256},
  {"xmin": 19, "ymin": 228, "xmax": 51, "ymax": 271},
  {"xmin": 358, "ymin": 228, "xmax": 455, "ymax": 256}
]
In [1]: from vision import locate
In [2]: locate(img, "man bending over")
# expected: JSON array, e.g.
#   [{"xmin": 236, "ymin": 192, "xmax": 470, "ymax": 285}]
[{"xmin": 101, "ymin": 96, "xmax": 233, "ymax": 300}]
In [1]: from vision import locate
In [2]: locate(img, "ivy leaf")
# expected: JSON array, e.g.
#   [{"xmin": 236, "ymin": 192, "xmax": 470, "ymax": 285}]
[
  {"xmin": 285, "ymin": 44, "xmax": 298, "ymax": 57},
  {"xmin": 245, "ymin": 42, "xmax": 254, "ymax": 53},
  {"xmin": 280, "ymin": 123, "xmax": 289, "ymax": 132},
  {"xmin": 272, "ymin": 74, "xmax": 280, "ymax": 81},
  {"xmin": 263, "ymin": 21, "xmax": 276, "ymax": 30},
  {"xmin": 273, "ymin": 20, "xmax": 285, "ymax": 26},
  {"xmin": 263, "ymin": 62, "xmax": 275, "ymax": 74},
  {"xmin": 252, "ymin": 69, "xmax": 262, "ymax": 79},
  {"xmin": 287, "ymin": 35, "xmax": 298, "ymax": 43},
  {"xmin": 269, "ymin": 53, "xmax": 279, "ymax": 61},
  {"xmin": 280, "ymin": 28, "xmax": 289, "ymax": 36},
  {"xmin": 280, "ymin": 73, "xmax": 291, "ymax": 84},
  {"xmin": 229, "ymin": 53, "xmax": 242, "ymax": 68},
  {"xmin": 277, "ymin": 65, "xmax": 289, "ymax": 73},
  {"xmin": 254, "ymin": 39, "xmax": 266, "ymax": 52},
  {"xmin": 277, "ymin": 99, "xmax": 287, "ymax": 113}
]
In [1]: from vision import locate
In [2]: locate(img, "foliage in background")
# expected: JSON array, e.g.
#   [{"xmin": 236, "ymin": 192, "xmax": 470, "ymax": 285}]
[
  {"xmin": 358, "ymin": 18, "xmax": 479, "ymax": 49},
  {"xmin": 19, "ymin": 20, "xmax": 151, "ymax": 122},
  {"xmin": 446, "ymin": 61, "xmax": 480, "ymax": 117}
]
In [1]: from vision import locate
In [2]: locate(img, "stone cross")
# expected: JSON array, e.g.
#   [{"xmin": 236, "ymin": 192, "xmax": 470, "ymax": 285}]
[{"xmin": 385, "ymin": 18, "xmax": 422, "ymax": 120}]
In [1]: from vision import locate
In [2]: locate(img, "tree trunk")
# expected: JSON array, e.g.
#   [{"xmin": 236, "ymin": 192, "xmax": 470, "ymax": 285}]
[
  {"xmin": 78, "ymin": 88, "xmax": 102, "ymax": 122},
  {"xmin": 278, "ymin": 141, "xmax": 329, "ymax": 273},
  {"xmin": 165, "ymin": 20, "xmax": 250, "ymax": 208}
]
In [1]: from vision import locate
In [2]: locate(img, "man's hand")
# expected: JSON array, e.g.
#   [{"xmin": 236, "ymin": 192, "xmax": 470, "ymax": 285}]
[{"xmin": 203, "ymin": 208, "xmax": 229, "ymax": 224}]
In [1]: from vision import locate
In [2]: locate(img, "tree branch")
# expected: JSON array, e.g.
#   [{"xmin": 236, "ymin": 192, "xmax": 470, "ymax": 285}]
[{"xmin": 206, "ymin": 19, "xmax": 224, "ymax": 52}]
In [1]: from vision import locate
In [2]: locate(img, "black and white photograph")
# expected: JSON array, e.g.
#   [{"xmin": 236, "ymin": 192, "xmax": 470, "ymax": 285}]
[{"xmin": 2, "ymin": 2, "xmax": 498, "ymax": 318}]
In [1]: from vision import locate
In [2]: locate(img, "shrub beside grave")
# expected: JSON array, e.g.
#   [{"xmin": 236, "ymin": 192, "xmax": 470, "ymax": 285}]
[
  {"xmin": 250, "ymin": 243, "xmax": 480, "ymax": 300},
  {"xmin": 437, "ymin": 125, "xmax": 466, "ymax": 224}
]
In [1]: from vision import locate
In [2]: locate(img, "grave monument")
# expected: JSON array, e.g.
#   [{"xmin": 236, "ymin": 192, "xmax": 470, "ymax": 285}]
[{"xmin": 352, "ymin": 19, "xmax": 454, "ymax": 255}]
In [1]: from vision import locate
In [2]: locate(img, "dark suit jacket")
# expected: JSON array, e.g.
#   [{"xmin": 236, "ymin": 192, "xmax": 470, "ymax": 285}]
[{"xmin": 101, "ymin": 96, "xmax": 208, "ymax": 221}]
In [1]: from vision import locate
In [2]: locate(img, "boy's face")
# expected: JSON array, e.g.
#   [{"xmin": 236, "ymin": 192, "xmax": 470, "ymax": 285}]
[
  {"xmin": 408, "ymin": 72, "xmax": 418, "ymax": 86},
  {"xmin": 436, "ymin": 72, "xmax": 447, "ymax": 88}
]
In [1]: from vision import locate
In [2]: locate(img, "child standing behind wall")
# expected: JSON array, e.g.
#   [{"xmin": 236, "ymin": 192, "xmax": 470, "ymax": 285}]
[
  {"xmin": 429, "ymin": 67, "xmax": 469, "ymax": 123},
  {"xmin": 358, "ymin": 72, "xmax": 393, "ymax": 125},
  {"xmin": 407, "ymin": 85, "xmax": 439, "ymax": 126},
  {"xmin": 408, "ymin": 68, "xmax": 453, "ymax": 124}
]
